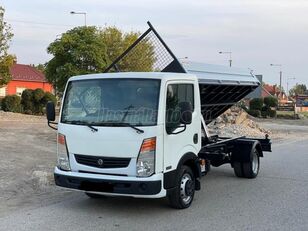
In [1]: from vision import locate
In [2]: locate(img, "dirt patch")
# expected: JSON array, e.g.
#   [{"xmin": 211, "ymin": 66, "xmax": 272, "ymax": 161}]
[{"xmin": 0, "ymin": 112, "xmax": 73, "ymax": 217}]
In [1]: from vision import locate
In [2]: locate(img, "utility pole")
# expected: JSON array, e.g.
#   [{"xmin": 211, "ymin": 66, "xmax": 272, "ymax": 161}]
[
  {"xmin": 70, "ymin": 11, "xmax": 87, "ymax": 26},
  {"xmin": 279, "ymin": 70, "xmax": 282, "ymax": 95},
  {"xmin": 270, "ymin": 64, "xmax": 282, "ymax": 97},
  {"xmin": 287, "ymin": 77, "xmax": 296, "ymax": 97}
]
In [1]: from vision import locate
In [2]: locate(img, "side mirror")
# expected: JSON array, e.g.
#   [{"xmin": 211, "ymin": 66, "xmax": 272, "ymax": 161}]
[
  {"xmin": 179, "ymin": 101, "xmax": 192, "ymax": 124},
  {"xmin": 46, "ymin": 101, "xmax": 56, "ymax": 121}
]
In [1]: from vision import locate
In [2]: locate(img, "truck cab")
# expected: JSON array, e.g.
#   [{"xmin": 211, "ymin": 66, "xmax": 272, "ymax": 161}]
[{"xmin": 48, "ymin": 72, "xmax": 204, "ymax": 208}]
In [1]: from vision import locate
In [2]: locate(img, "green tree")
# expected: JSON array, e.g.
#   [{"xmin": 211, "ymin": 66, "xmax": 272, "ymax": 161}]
[
  {"xmin": 100, "ymin": 27, "xmax": 155, "ymax": 72},
  {"xmin": 100, "ymin": 27, "xmax": 124, "ymax": 63},
  {"xmin": 289, "ymin": 84, "xmax": 307, "ymax": 96},
  {"xmin": 31, "ymin": 63, "xmax": 46, "ymax": 73},
  {"xmin": 249, "ymin": 98, "xmax": 264, "ymax": 111},
  {"xmin": 1, "ymin": 95, "xmax": 21, "ymax": 112},
  {"xmin": 46, "ymin": 26, "xmax": 155, "ymax": 93},
  {"xmin": 264, "ymin": 96, "xmax": 278, "ymax": 108},
  {"xmin": 21, "ymin": 89, "xmax": 34, "ymax": 113},
  {"xmin": 0, "ymin": 6, "xmax": 15, "ymax": 87},
  {"xmin": 21, "ymin": 88, "xmax": 56, "ymax": 115},
  {"xmin": 42, "ymin": 92, "xmax": 56, "ymax": 105},
  {"xmin": 45, "ymin": 26, "xmax": 109, "ymax": 92}
]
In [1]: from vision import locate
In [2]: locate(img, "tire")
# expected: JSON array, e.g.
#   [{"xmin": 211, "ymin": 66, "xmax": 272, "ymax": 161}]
[
  {"xmin": 85, "ymin": 192, "xmax": 107, "ymax": 199},
  {"xmin": 242, "ymin": 148, "xmax": 260, "ymax": 178},
  {"xmin": 233, "ymin": 147, "xmax": 260, "ymax": 179},
  {"xmin": 168, "ymin": 165, "xmax": 195, "ymax": 209},
  {"xmin": 233, "ymin": 161, "xmax": 243, "ymax": 177}
]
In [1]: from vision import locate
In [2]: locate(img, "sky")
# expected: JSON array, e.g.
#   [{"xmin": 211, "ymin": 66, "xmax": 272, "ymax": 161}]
[{"xmin": 2, "ymin": 0, "xmax": 308, "ymax": 90}]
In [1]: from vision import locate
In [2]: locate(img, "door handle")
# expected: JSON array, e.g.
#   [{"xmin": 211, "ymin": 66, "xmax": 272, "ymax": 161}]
[{"xmin": 193, "ymin": 133, "xmax": 198, "ymax": 144}]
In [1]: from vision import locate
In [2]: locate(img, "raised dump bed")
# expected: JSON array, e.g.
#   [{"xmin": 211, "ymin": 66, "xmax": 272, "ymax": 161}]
[
  {"xmin": 104, "ymin": 21, "xmax": 260, "ymax": 122},
  {"xmin": 184, "ymin": 62, "xmax": 259, "ymax": 123}
]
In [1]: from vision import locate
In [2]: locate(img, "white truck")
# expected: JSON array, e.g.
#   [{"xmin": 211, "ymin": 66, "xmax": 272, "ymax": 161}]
[{"xmin": 46, "ymin": 22, "xmax": 271, "ymax": 209}]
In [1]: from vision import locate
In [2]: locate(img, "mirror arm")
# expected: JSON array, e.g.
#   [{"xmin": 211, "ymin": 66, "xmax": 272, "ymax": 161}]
[{"xmin": 48, "ymin": 121, "xmax": 58, "ymax": 130}]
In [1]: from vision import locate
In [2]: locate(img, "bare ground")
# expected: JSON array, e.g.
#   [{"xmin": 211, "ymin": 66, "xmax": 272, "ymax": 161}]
[{"xmin": 0, "ymin": 114, "xmax": 72, "ymax": 216}]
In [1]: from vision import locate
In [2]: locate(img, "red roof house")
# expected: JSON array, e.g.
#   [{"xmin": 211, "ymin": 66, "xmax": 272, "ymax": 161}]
[
  {"xmin": 262, "ymin": 83, "xmax": 287, "ymax": 102},
  {"xmin": 262, "ymin": 84, "xmax": 275, "ymax": 98},
  {"xmin": 0, "ymin": 63, "xmax": 53, "ymax": 97}
]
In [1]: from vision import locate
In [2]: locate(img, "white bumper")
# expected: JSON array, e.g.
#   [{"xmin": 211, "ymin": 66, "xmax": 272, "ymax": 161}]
[{"xmin": 54, "ymin": 167, "xmax": 166, "ymax": 198}]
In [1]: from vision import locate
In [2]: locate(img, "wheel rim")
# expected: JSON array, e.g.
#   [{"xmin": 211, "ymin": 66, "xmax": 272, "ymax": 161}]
[
  {"xmin": 252, "ymin": 150, "xmax": 259, "ymax": 175},
  {"xmin": 180, "ymin": 173, "xmax": 194, "ymax": 205}
]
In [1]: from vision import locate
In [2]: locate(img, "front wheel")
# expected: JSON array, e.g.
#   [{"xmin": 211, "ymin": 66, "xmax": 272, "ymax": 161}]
[{"xmin": 168, "ymin": 165, "xmax": 195, "ymax": 209}]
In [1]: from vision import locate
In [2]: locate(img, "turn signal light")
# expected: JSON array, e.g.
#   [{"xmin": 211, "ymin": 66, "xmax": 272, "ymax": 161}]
[
  {"xmin": 58, "ymin": 134, "xmax": 66, "ymax": 145},
  {"xmin": 57, "ymin": 133, "xmax": 70, "ymax": 171},
  {"xmin": 140, "ymin": 137, "xmax": 156, "ymax": 154}
]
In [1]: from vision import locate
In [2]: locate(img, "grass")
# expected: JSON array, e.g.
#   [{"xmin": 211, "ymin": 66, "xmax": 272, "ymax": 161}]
[
  {"xmin": 276, "ymin": 111, "xmax": 296, "ymax": 119},
  {"xmin": 299, "ymin": 111, "xmax": 308, "ymax": 118},
  {"xmin": 276, "ymin": 110, "xmax": 308, "ymax": 119},
  {"xmin": 276, "ymin": 111, "xmax": 295, "ymax": 116}
]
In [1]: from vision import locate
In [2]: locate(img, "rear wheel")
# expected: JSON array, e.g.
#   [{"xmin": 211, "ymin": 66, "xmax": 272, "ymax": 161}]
[
  {"xmin": 243, "ymin": 148, "xmax": 260, "ymax": 178},
  {"xmin": 168, "ymin": 165, "xmax": 195, "ymax": 209},
  {"xmin": 233, "ymin": 161, "xmax": 243, "ymax": 177},
  {"xmin": 233, "ymin": 147, "xmax": 260, "ymax": 178}
]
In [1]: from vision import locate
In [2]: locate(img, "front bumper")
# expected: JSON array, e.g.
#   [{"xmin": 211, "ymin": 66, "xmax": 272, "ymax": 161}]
[{"xmin": 54, "ymin": 167, "xmax": 164, "ymax": 197}]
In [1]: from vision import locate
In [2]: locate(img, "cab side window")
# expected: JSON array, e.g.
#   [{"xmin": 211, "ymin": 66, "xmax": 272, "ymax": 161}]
[{"xmin": 166, "ymin": 84, "xmax": 194, "ymax": 134}]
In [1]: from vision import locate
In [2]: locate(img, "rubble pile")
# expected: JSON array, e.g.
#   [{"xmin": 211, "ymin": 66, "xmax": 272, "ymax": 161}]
[{"xmin": 208, "ymin": 106, "xmax": 270, "ymax": 138}]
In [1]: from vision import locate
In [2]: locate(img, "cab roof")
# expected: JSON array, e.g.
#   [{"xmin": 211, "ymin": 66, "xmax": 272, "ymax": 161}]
[{"xmin": 68, "ymin": 72, "xmax": 196, "ymax": 82}]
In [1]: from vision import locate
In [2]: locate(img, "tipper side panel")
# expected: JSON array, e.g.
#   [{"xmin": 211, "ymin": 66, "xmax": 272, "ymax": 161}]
[
  {"xmin": 184, "ymin": 62, "xmax": 260, "ymax": 123},
  {"xmin": 200, "ymin": 83, "xmax": 258, "ymax": 124}
]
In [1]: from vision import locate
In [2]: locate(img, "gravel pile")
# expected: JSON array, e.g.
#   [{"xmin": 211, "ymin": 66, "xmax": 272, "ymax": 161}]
[{"xmin": 208, "ymin": 106, "xmax": 270, "ymax": 138}]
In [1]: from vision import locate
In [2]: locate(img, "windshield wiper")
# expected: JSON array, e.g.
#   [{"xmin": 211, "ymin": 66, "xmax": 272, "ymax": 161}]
[
  {"xmin": 63, "ymin": 120, "xmax": 143, "ymax": 134},
  {"xmin": 93, "ymin": 122, "xmax": 144, "ymax": 134},
  {"xmin": 64, "ymin": 120, "xmax": 98, "ymax": 132},
  {"xmin": 120, "ymin": 122, "xmax": 144, "ymax": 134},
  {"xmin": 86, "ymin": 124, "xmax": 98, "ymax": 132},
  {"xmin": 121, "ymin": 105, "xmax": 134, "ymax": 122}
]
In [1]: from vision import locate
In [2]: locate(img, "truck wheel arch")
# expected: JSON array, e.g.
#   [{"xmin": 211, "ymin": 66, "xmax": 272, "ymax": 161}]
[
  {"xmin": 231, "ymin": 140, "xmax": 263, "ymax": 163},
  {"xmin": 232, "ymin": 140, "xmax": 263, "ymax": 179},
  {"xmin": 164, "ymin": 152, "xmax": 201, "ymax": 190},
  {"xmin": 255, "ymin": 143, "xmax": 263, "ymax": 157}
]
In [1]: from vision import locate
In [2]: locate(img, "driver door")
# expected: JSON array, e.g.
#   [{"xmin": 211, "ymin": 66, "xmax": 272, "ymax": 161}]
[{"xmin": 163, "ymin": 81, "xmax": 200, "ymax": 172}]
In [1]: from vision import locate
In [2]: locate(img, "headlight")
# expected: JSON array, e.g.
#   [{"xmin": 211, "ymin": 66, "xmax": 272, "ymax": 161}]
[
  {"xmin": 57, "ymin": 133, "xmax": 70, "ymax": 171},
  {"xmin": 136, "ymin": 137, "xmax": 156, "ymax": 177}
]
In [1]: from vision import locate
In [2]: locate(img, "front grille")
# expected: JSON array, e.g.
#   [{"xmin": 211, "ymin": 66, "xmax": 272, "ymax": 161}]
[
  {"xmin": 78, "ymin": 170, "xmax": 127, "ymax": 176},
  {"xmin": 75, "ymin": 154, "xmax": 131, "ymax": 169}
]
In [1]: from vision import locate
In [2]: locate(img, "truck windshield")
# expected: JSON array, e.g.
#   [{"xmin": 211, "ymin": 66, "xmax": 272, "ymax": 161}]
[{"xmin": 61, "ymin": 79, "xmax": 160, "ymax": 126}]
